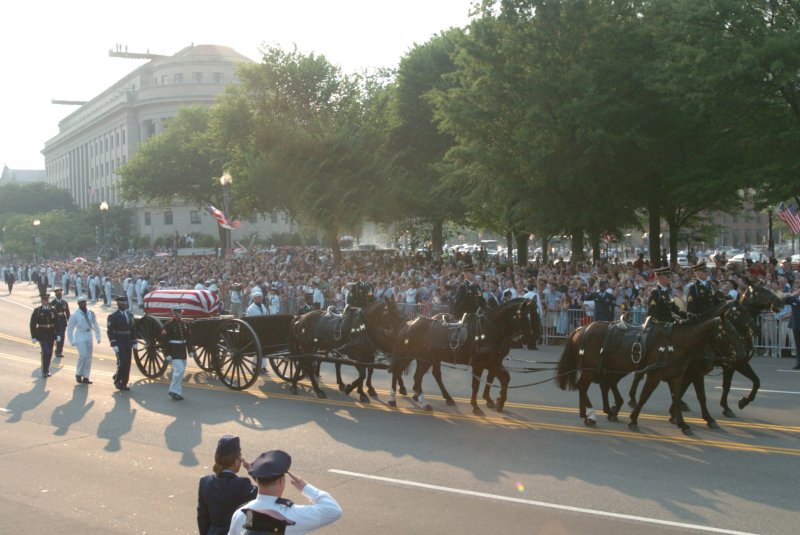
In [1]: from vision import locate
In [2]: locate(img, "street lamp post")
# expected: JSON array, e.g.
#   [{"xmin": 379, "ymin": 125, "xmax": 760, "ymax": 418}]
[
  {"xmin": 100, "ymin": 201, "xmax": 109, "ymax": 261},
  {"xmin": 220, "ymin": 172, "xmax": 233, "ymax": 271},
  {"xmin": 33, "ymin": 219, "xmax": 41, "ymax": 263}
]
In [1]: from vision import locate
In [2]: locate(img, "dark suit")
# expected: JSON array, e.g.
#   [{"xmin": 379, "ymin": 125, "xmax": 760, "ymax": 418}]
[
  {"xmin": 586, "ymin": 289, "xmax": 615, "ymax": 322},
  {"xmin": 107, "ymin": 308, "xmax": 135, "ymax": 388},
  {"xmin": 452, "ymin": 280, "xmax": 485, "ymax": 318},
  {"xmin": 687, "ymin": 280, "xmax": 715, "ymax": 315},
  {"xmin": 347, "ymin": 281, "xmax": 375, "ymax": 308},
  {"xmin": 51, "ymin": 298, "xmax": 70, "ymax": 357},
  {"xmin": 647, "ymin": 285, "xmax": 684, "ymax": 322},
  {"xmin": 4, "ymin": 270, "xmax": 15, "ymax": 293},
  {"xmin": 30, "ymin": 305, "xmax": 57, "ymax": 374},
  {"xmin": 197, "ymin": 471, "xmax": 257, "ymax": 535}
]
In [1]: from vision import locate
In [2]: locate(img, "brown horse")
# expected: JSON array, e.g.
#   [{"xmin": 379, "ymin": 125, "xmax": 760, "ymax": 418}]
[
  {"xmin": 556, "ymin": 313, "xmax": 745, "ymax": 435},
  {"xmin": 387, "ymin": 298, "xmax": 538, "ymax": 415}
]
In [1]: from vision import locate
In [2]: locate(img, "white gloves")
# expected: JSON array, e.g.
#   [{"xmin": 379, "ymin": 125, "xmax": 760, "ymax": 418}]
[
  {"xmin": 132, "ymin": 342, "xmax": 139, "ymax": 350},
  {"xmin": 56, "ymin": 336, "xmax": 61, "ymax": 343},
  {"xmin": 31, "ymin": 338, "xmax": 37, "ymax": 344},
  {"xmin": 111, "ymin": 346, "xmax": 119, "ymax": 353}
]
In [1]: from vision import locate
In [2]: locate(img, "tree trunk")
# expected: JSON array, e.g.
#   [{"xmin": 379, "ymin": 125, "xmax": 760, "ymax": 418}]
[
  {"xmin": 515, "ymin": 231, "xmax": 529, "ymax": 266},
  {"xmin": 541, "ymin": 236, "xmax": 549, "ymax": 265},
  {"xmin": 431, "ymin": 218, "xmax": 444, "ymax": 255},
  {"xmin": 648, "ymin": 200, "xmax": 661, "ymax": 267},
  {"xmin": 767, "ymin": 209, "xmax": 774, "ymax": 261},
  {"xmin": 505, "ymin": 229, "xmax": 513, "ymax": 265},
  {"xmin": 570, "ymin": 231, "xmax": 584, "ymax": 270},
  {"xmin": 590, "ymin": 233, "xmax": 601, "ymax": 265},
  {"xmin": 329, "ymin": 229, "xmax": 342, "ymax": 266},
  {"xmin": 668, "ymin": 227, "xmax": 679, "ymax": 270}
]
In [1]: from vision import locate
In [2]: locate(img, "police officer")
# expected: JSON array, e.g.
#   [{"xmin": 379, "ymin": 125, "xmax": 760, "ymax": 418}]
[
  {"xmin": 647, "ymin": 267, "xmax": 686, "ymax": 322},
  {"xmin": 346, "ymin": 266, "xmax": 375, "ymax": 309},
  {"xmin": 197, "ymin": 435, "xmax": 257, "ymax": 535},
  {"xmin": 66, "ymin": 295, "xmax": 101, "ymax": 384},
  {"xmin": 160, "ymin": 305, "xmax": 195, "ymax": 400},
  {"xmin": 586, "ymin": 279, "xmax": 615, "ymax": 322},
  {"xmin": 686, "ymin": 261, "xmax": 717, "ymax": 316},
  {"xmin": 452, "ymin": 264, "xmax": 486, "ymax": 318},
  {"xmin": 51, "ymin": 287, "xmax": 70, "ymax": 358},
  {"xmin": 227, "ymin": 450, "xmax": 342, "ymax": 535},
  {"xmin": 30, "ymin": 292, "xmax": 58, "ymax": 377},
  {"xmin": 107, "ymin": 295, "xmax": 135, "ymax": 391}
]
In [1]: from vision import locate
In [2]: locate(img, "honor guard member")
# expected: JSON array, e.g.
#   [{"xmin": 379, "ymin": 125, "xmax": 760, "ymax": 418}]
[
  {"xmin": 4, "ymin": 268, "xmax": 15, "ymax": 294},
  {"xmin": 227, "ymin": 450, "xmax": 342, "ymax": 535},
  {"xmin": 51, "ymin": 287, "xmax": 71, "ymax": 358},
  {"xmin": 647, "ymin": 267, "xmax": 687, "ymax": 323},
  {"xmin": 107, "ymin": 295, "xmax": 136, "ymax": 390},
  {"xmin": 586, "ymin": 280, "xmax": 615, "ymax": 322},
  {"xmin": 160, "ymin": 305, "xmax": 195, "ymax": 400},
  {"xmin": 198, "ymin": 435, "xmax": 257, "ymax": 535},
  {"xmin": 346, "ymin": 266, "xmax": 376, "ymax": 309},
  {"xmin": 246, "ymin": 288, "xmax": 268, "ymax": 317},
  {"xmin": 297, "ymin": 290, "xmax": 314, "ymax": 315},
  {"xmin": 37, "ymin": 269, "xmax": 48, "ymax": 296},
  {"xmin": 67, "ymin": 295, "xmax": 101, "ymax": 384},
  {"xmin": 30, "ymin": 292, "xmax": 58, "ymax": 377},
  {"xmin": 451, "ymin": 264, "xmax": 486, "ymax": 318},
  {"xmin": 782, "ymin": 290, "xmax": 800, "ymax": 369},
  {"xmin": 686, "ymin": 261, "xmax": 717, "ymax": 316}
]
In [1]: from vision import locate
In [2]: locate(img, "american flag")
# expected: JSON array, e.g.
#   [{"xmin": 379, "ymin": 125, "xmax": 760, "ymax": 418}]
[
  {"xmin": 776, "ymin": 202, "xmax": 800, "ymax": 234},
  {"xmin": 206, "ymin": 204, "xmax": 241, "ymax": 230}
]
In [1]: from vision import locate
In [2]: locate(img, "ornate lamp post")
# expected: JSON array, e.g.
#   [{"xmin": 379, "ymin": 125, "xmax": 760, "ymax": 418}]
[
  {"xmin": 100, "ymin": 201, "xmax": 109, "ymax": 260},
  {"xmin": 33, "ymin": 219, "xmax": 41, "ymax": 263}
]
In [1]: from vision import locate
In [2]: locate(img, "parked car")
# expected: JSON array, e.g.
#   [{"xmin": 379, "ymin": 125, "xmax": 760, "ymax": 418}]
[
  {"xmin": 667, "ymin": 253, "xmax": 689, "ymax": 268},
  {"xmin": 726, "ymin": 251, "xmax": 768, "ymax": 267},
  {"xmin": 791, "ymin": 254, "xmax": 800, "ymax": 271}
]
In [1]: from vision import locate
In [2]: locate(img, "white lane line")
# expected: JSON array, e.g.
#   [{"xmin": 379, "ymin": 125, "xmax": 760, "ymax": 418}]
[
  {"xmin": 328, "ymin": 469, "xmax": 757, "ymax": 535},
  {"xmin": 777, "ymin": 369, "xmax": 800, "ymax": 373},
  {"xmin": 0, "ymin": 295, "xmax": 34, "ymax": 310},
  {"xmin": 715, "ymin": 387, "xmax": 800, "ymax": 395}
]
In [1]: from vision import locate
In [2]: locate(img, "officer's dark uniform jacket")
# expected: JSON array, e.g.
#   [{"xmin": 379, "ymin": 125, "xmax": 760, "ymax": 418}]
[
  {"xmin": 586, "ymin": 289, "xmax": 615, "ymax": 322},
  {"xmin": 346, "ymin": 281, "xmax": 375, "ymax": 308},
  {"xmin": 197, "ymin": 471, "xmax": 257, "ymax": 535},
  {"xmin": 51, "ymin": 297, "xmax": 70, "ymax": 327},
  {"xmin": 452, "ymin": 280, "xmax": 486, "ymax": 318},
  {"xmin": 30, "ymin": 304, "xmax": 57, "ymax": 341},
  {"xmin": 161, "ymin": 319, "xmax": 194, "ymax": 359},
  {"xmin": 107, "ymin": 309, "xmax": 135, "ymax": 349},
  {"xmin": 647, "ymin": 285, "xmax": 684, "ymax": 322},
  {"xmin": 687, "ymin": 279, "xmax": 716, "ymax": 315}
]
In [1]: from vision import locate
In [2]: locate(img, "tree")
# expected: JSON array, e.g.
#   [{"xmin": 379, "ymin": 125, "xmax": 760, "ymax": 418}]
[{"xmin": 0, "ymin": 182, "xmax": 77, "ymax": 215}]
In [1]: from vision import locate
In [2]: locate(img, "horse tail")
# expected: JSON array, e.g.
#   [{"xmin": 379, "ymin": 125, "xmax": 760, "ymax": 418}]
[{"xmin": 556, "ymin": 328, "xmax": 580, "ymax": 391}]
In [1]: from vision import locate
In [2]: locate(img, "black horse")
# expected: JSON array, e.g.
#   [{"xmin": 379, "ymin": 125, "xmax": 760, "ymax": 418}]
[
  {"xmin": 387, "ymin": 298, "xmax": 538, "ymax": 415},
  {"xmin": 556, "ymin": 311, "xmax": 745, "ymax": 434},
  {"xmin": 627, "ymin": 282, "xmax": 784, "ymax": 424}
]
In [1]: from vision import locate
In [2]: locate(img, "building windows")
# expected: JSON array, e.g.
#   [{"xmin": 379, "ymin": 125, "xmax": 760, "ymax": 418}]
[
  {"xmin": 192, "ymin": 72, "xmax": 203, "ymax": 83},
  {"xmin": 190, "ymin": 210, "xmax": 201, "ymax": 224},
  {"xmin": 174, "ymin": 73, "xmax": 183, "ymax": 84},
  {"xmin": 164, "ymin": 211, "xmax": 173, "ymax": 225},
  {"xmin": 115, "ymin": 132, "xmax": 120, "ymax": 147},
  {"xmin": 104, "ymin": 138, "xmax": 108, "ymax": 151},
  {"xmin": 144, "ymin": 212, "xmax": 151, "ymax": 226},
  {"xmin": 270, "ymin": 212, "xmax": 278, "ymax": 224},
  {"xmin": 213, "ymin": 72, "xmax": 224, "ymax": 83},
  {"xmin": 121, "ymin": 129, "xmax": 126, "ymax": 145}
]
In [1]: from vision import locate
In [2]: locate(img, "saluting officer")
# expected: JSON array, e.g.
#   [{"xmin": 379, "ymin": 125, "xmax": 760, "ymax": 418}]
[
  {"xmin": 107, "ymin": 295, "xmax": 136, "ymax": 391},
  {"xmin": 686, "ymin": 261, "xmax": 717, "ymax": 316},
  {"xmin": 647, "ymin": 267, "xmax": 687, "ymax": 323},
  {"xmin": 30, "ymin": 292, "xmax": 58, "ymax": 377},
  {"xmin": 51, "ymin": 287, "xmax": 70, "ymax": 359},
  {"xmin": 227, "ymin": 450, "xmax": 342, "ymax": 535},
  {"xmin": 452, "ymin": 264, "xmax": 486, "ymax": 318},
  {"xmin": 160, "ymin": 305, "xmax": 195, "ymax": 400},
  {"xmin": 346, "ymin": 266, "xmax": 376, "ymax": 309},
  {"xmin": 586, "ymin": 279, "xmax": 615, "ymax": 322}
]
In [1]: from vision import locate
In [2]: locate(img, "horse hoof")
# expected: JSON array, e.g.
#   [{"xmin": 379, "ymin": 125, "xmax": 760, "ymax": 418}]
[
  {"xmin": 485, "ymin": 399, "xmax": 496, "ymax": 409},
  {"xmin": 412, "ymin": 394, "xmax": 419, "ymax": 403},
  {"xmin": 679, "ymin": 401, "xmax": 690, "ymax": 412},
  {"xmin": 627, "ymin": 400, "xmax": 636, "ymax": 409},
  {"xmin": 682, "ymin": 427, "xmax": 693, "ymax": 436},
  {"xmin": 472, "ymin": 407, "xmax": 484, "ymax": 417},
  {"xmin": 388, "ymin": 400, "xmax": 397, "ymax": 408},
  {"xmin": 316, "ymin": 390, "xmax": 327, "ymax": 399},
  {"xmin": 496, "ymin": 404, "xmax": 505, "ymax": 413},
  {"xmin": 738, "ymin": 397, "xmax": 749, "ymax": 410},
  {"xmin": 367, "ymin": 388, "xmax": 378, "ymax": 398},
  {"xmin": 445, "ymin": 398, "xmax": 456, "ymax": 407},
  {"xmin": 607, "ymin": 415, "xmax": 618, "ymax": 422},
  {"xmin": 338, "ymin": 383, "xmax": 346, "ymax": 392},
  {"xmin": 628, "ymin": 423, "xmax": 639, "ymax": 432},
  {"xmin": 584, "ymin": 418, "xmax": 596, "ymax": 427},
  {"xmin": 722, "ymin": 408, "xmax": 736, "ymax": 418},
  {"xmin": 359, "ymin": 393, "xmax": 370, "ymax": 403},
  {"xmin": 399, "ymin": 386, "xmax": 408, "ymax": 396},
  {"xmin": 344, "ymin": 384, "xmax": 354, "ymax": 396},
  {"xmin": 707, "ymin": 420, "xmax": 719, "ymax": 429},
  {"xmin": 669, "ymin": 417, "xmax": 676, "ymax": 425},
  {"xmin": 424, "ymin": 404, "xmax": 433, "ymax": 412},
  {"xmin": 290, "ymin": 385, "xmax": 298, "ymax": 395}
]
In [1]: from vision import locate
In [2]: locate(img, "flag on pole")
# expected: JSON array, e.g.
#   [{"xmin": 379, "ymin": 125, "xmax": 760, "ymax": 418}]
[
  {"xmin": 206, "ymin": 204, "xmax": 241, "ymax": 230},
  {"xmin": 776, "ymin": 202, "xmax": 800, "ymax": 234}
]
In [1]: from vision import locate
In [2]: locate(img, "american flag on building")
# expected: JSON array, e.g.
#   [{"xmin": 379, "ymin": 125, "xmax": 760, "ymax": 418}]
[
  {"xmin": 206, "ymin": 204, "xmax": 241, "ymax": 230},
  {"xmin": 776, "ymin": 202, "xmax": 800, "ymax": 234}
]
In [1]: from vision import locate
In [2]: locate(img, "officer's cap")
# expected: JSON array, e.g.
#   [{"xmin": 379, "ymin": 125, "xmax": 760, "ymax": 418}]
[
  {"xmin": 76, "ymin": 295, "xmax": 88, "ymax": 303},
  {"xmin": 462, "ymin": 264, "xmax": 476, "ymax": 272},
  {"xmin": 355, "ymin": 265, "xmax": 369, "ymax": 274},
  {"xmin": 652, "ymin": 267, "xmax": 671, "ymax": 276},
  {"xmin": 599, "ymin": 279, "xmax": 609, "ymax": 286},
  {"xmin": 691, "ymin": 261, "xmax": 708, "ymax": 272},
  {"xmin": 40, "ymin": 292, "xmax": 50, "ymax": 299},
  {"xmin": 249, "ymin": 450, "xmax": 292, "ymax": 479},
  {"xmin": 215, "ymin": 435, "xmax": 241, "ymax": 457},
  {"xmin": 53, "ymin": 287, "xmax": 63, "ymax": 293},
  {"xmin": 115, "ymin": 295, "xmax": 128, "ymax": 303},
  {"xmin": 251, "ymin": 287, "xmax": 263, "ymax": 297}
]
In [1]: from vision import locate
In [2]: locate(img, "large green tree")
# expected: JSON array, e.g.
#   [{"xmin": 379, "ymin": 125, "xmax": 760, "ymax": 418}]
[{"xmin": 0, "ymin": 182, "xmax": 76, "ymax": 216}]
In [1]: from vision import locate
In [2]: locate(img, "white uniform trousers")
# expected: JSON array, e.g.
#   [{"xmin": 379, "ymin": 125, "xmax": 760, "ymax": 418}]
[
  {"xmin": 169, "ymin": 359, "xmax": 186, "ymax": 395},
  {"xmin": 74, "ymin": 335, "xmax": 94, "ymax": 378}
]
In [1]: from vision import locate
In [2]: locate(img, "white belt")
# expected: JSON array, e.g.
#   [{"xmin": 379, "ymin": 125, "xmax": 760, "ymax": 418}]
[{"xmin": 167, "ymin": 339, "xmax": 186, "ymax": 344}]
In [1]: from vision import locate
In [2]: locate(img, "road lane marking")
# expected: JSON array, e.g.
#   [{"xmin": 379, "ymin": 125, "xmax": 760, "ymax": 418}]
[
  {"xmin": 777, "ymin": 369, "xmax": 800, "ymax": 373},
  {"xmin": 328, "ymin": 469, "xmax": 757, "ymax": 535},
  {"xmin": 0, "ymin": 295, "xmax": 34, "ymax": 310},
  {"xmin": 715, "ymin": 387, "xmax": 800, "ymax": 395}
]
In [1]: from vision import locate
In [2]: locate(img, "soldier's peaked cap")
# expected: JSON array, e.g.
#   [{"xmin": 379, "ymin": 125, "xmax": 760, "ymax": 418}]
[
  {"xmin": 355, "ymin": 265, "xmax": 369, "ymax": 274},
  {"xmin": 652, "ymin": 267, "xmax": 671, "ymax": 275},
  {"xmin": 215, "ymin": 435, "xmax": 241, "ymax": 457},
  {"xmin": 691, "ymin": 261, "xmax": 708, "ymax": 271},
  {"xmin": 115, "ymin": 295, "xmax": 128, "ymax": 302},
  {"xmin": 462, "ymin": 264, "xmax": 476, "ymax": 272},
  {"xmin": 249, "ymin": 450, "xmax": 292, "ymax": 479},
  {"xmin": 40, "ymin": 292, "xmax": 50, "ymax": 299}
]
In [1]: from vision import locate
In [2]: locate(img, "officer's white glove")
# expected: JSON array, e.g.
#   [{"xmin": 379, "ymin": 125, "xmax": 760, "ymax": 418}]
[
  {"xmin": 132, "ymin": 342, "xmax": 139, "ymax": 350},
  {"xmin": 31, "ymin": 338, "xmax": 37, "ymax": 344},
  {"xmin": 190, "ymin": 351, "xmax": 197, "ymax": 359},
  {"xmin": 57, "ymin": 336, "xmax": 61, "ymax": 342},
  {"xmin": 165, "ymin": 355, "xmax": 173, "ymax": 363},
  {"xmin": 111, "ymin": 346, "xmax": 119, "ymax": 353}
]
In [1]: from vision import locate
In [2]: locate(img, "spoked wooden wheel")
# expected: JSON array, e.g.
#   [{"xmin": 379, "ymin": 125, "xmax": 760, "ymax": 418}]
[
  {"xmin": 193, "ymin": 344, "xmax": 217, "ymax": 371},
  {"xmin": 269, "ymin": 353, "xmax": 308, "ymax": 382},
  {"xmin": 133, "ymin": 315, "xmax": 167, "ymax": 378},
  {"xmin": 214, "ymin": 319, "xmax": 262, "ymax": 390}
]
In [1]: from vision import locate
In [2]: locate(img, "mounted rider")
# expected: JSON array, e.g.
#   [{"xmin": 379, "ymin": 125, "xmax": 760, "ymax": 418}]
[
  {"xmin": 647, "ymin": 267, "xmax": 687, "ymax": 323},
  {"xmin": 451, "ymin": 264, "xmax": 490, "ymax": 354}
]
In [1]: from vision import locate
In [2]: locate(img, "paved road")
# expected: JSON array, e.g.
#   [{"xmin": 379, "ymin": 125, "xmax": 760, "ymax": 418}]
[{"xmin": 0, "ymin": 283, "xmax": 798, "ymax": 534}]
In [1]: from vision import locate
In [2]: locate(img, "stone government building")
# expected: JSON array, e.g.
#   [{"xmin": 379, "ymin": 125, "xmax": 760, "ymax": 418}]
[{"xmin": 41, "ymin": 44, "xmax": 294, "ymax": 244}]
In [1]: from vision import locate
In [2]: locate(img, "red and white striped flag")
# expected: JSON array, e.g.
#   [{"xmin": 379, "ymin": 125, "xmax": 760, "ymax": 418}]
[
  {"xmin": 776, "ymin": 202, "xmax": 800, "ymax": 234},
  {"xmin": 206, "ymin": 204, "xmax": 241, "ymax": 230}
]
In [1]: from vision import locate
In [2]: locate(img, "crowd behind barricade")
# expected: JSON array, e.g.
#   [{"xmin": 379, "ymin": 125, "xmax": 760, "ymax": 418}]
[{"xmin": 2, "ymin": 246, "xmax": 798, "ymax": 355}]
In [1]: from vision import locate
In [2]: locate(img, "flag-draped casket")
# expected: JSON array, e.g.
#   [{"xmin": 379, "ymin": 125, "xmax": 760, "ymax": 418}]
[{"xmin": 143, "ymin": 289, "xmax": 221, "ymax": 318}]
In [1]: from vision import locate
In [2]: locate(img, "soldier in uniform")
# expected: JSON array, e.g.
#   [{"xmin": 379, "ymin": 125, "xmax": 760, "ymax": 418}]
[
  {"xmin": 647, "ymin": 267, "xmax": 687, "ymax": 323},
  {"xmin": 197, "ymin": 435, "xmax": 257, "ymax": 535},
  {"xmin": 585, "ymin": 279, "xmax": 615, "ymax": 322},
  {"xmin": 686, "ymin": 261, "xmax": 718, "ymax": 316},
  {"xmin": 4, "ymin": 268, "xmax": 15, "ymax": 294},
  {"xmin": 297, "ymin": 290, "xmax": 314, "ymax": 315},
  {"xmin": 346, "ymin": 266, "xmax": 376, "ymax": 309},
  {"xmin": 66, "ymin": 295, "xmax": 101, "ymax": 384},
  {"xmin": 107, "ymin": 295, "xmax": 136, "ymax": 391},
  {"xmin": 30, "ymin": 292, "xmax": 58, "ymax": 377},
  {"xmin": 160, "ymin": 305, "xmax": 195, "ymax": 400},
  {"xmin": 451, "ymin": 264, "xmax": 486, "ymax": 318},
  {"xmin": 51, "ymin": 287, "xmax": 70, "ymax": 358},
  {"xmin": 227, "ymin": 449, "xmax": 342, "ymax": 535}
]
